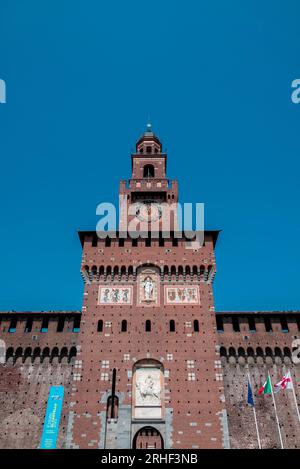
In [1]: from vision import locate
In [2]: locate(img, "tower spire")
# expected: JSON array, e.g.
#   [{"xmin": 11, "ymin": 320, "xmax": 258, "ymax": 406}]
[
  {"xmin": 146, "ymin": 121, "xmax": 152, "ymax": 132},
  {"xmin": 146, "ymin": 117, "xmax": 152, "ymax": 134}
]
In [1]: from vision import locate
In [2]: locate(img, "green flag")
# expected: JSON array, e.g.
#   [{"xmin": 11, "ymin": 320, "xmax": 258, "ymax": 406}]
[{"xmin": 258, "ymin": 375, "xmax": 272, "ymax": 395}]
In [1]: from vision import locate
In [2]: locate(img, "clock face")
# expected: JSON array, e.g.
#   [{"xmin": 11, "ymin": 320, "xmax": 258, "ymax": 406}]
[{"xmin": 136, "ymin": 201, "xmax": 162, "ymax": 222}]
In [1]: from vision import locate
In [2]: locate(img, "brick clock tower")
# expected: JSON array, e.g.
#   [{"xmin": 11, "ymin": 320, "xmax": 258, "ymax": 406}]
[{"xmin": 71, "ymin": 126, "xmax": 229, "ymax": 449}]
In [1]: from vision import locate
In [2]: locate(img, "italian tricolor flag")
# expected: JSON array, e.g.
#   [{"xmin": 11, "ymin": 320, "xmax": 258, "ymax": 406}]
[{"xmin": 258, "ymin": 375, "xmax": 272, "ymax": 395}]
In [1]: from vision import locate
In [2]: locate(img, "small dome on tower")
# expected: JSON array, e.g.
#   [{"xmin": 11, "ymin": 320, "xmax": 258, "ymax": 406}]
[{"xmin": 136, "ymin": 123, "xmax": 162, "ymax": 154}]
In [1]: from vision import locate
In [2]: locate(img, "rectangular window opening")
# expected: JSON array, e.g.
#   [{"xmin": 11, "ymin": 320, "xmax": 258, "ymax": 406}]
[
  {"xmin": 232, "ymin": 316, "xmax": 240, "ymax": 332},
  {"xmin": 264, "ymin": 316, "xmax": 273, "ymax": 333},
  {"xmin": 216, "ymin": 316, "xmax": 224, "ymax": 332},
  {"xmin": 248, "ymin": 316, "xmax": 256, "ymax": 332}
]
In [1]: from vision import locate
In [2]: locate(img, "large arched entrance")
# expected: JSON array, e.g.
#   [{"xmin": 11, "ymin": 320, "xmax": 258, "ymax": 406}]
[{"xmin": 133, "ymin": 426, "xmax": 164, "ymax": 449}]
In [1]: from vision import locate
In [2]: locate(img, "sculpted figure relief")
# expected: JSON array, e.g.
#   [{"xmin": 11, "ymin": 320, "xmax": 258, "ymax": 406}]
[
  {"xmin": 136, "ymin": 374, "xmax": 160, "ymax": 401},
  {"xmin": 143, "ymin": 276, "xmax": 154, "ymax": 301}
]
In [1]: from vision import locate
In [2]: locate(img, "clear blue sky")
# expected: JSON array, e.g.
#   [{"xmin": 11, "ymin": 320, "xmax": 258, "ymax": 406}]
[{"xmin": 0, "ymin": 0, "xmax": 299, "ymax": 312}]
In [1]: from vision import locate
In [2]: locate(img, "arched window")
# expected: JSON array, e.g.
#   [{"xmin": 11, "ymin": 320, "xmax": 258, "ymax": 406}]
[
  {"xmin": 6, "ymin": 347, "xmax": 14, "ymax": 362},
  {"xmin": 97, "ymin": 320, "xmax": 103, "ymax": 332},
  {"xmin": 60, "ymin": 347, "xmax": 68, "ymax": 362},
  {"xmin": 15, "ymin": 347, "xmax": 23, "ymax": 362},
  {"xmin": 194, "ymin": 319, "xmax": 199, "ymax": 332},
  {"xmin": 121, "ymin": 319, "xmax": 127, "ymax": 332},
  {"xmin": 169, "ymin": 320, "xmax": 175, "ymax": 332},
  {"xmin": 42, "ymin": 347, "xmax": 50, "ymax": 362},
  {"xmin": 146, "ymin": 320, "xmax": 151, "ymax": 332},
  {"xmin": 50, "ymin": 347, "xmax": 58, "ymax": 362},
  {"xmin": 143, "ymin": 164, "xmax": 155, "ymax": 178},
  {"xmin": 24, "ymin": 347, "xmax": 32, "ymax": 361},
  {"xmin": 265, "ymin": 347, "xmax": 273, "ymax": 357},
  {"xmin": 69, "ymin": 346, "xmax": 77, "ymax": 362}
]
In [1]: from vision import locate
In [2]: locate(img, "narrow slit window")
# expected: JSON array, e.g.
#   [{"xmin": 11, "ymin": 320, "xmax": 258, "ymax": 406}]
[{"xmin": 121, "ymin": 319, "xmax": 127, "ymax": 332}]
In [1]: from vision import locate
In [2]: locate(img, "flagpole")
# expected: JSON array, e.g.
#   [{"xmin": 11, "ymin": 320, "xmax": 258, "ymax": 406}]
[
  {"xmin": 269, "ymin": 371, "xmax": 284, "ymax": 449},
  {"xmin": 289, "ymin": 370, "xmax": 300, "ymax": 423},
  {"xmin": 247, "ymin": 372, "xmax": 261, "ymax": 449}
]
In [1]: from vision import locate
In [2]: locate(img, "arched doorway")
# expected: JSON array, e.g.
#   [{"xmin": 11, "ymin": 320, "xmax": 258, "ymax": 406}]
[{"xmin": 133, "ymin": 426, "xmax": 164, "ymax": 449}]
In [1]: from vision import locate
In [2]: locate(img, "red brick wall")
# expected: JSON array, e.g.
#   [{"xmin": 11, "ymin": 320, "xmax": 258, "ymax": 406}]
[
  {"xmin": 217, "ymin": 312, "xmax": 300, "ymax": 448},
  {"xmin": 70, "ymin": 233, "xmax": 225, "ymax": 449},
  {"xmin": 0, "ymin": 312, "xmax": 79, "ymax": 448},
  {"xmin": 1, "ymin": 309, "xmax": 300, "ymax": 448}
]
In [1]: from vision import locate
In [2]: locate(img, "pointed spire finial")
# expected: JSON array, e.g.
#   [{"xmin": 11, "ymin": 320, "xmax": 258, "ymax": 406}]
[{"xmin": 146, "ymin": 115, "xmax": 152, "ymax": 133}]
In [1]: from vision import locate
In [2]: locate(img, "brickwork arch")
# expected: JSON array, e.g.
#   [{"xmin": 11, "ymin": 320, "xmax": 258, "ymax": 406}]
[
  {"xmin": 220, "ymin": 345, "xmax": 293, "ymax": 365},
  {"xmin": 4, "ymin": 346, "xmax": 77, "ymax": 364},
  {"xmin": 133, "ymin": 426, "xmax": 164, "ymax": 449},
  {"xmin": 81, "ymin": 262, "xmax": 215, "ymax": 284}
]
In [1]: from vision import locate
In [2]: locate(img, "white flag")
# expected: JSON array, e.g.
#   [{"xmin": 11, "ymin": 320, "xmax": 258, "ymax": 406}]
[{"xmin": 274, "ymin": 371, "xmax": 293, "ymax": 393}]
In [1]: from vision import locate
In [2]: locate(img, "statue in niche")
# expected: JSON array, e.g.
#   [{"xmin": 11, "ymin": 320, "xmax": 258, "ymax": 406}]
[{"xmin": 142, "ymin": 276, "xmax": 154, "ymax": 301}]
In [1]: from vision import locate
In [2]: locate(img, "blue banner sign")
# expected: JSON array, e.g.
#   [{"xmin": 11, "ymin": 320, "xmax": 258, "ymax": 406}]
[{"xmin": 40, "ymin": 385, "xmax": 64, "ymax": 449}]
